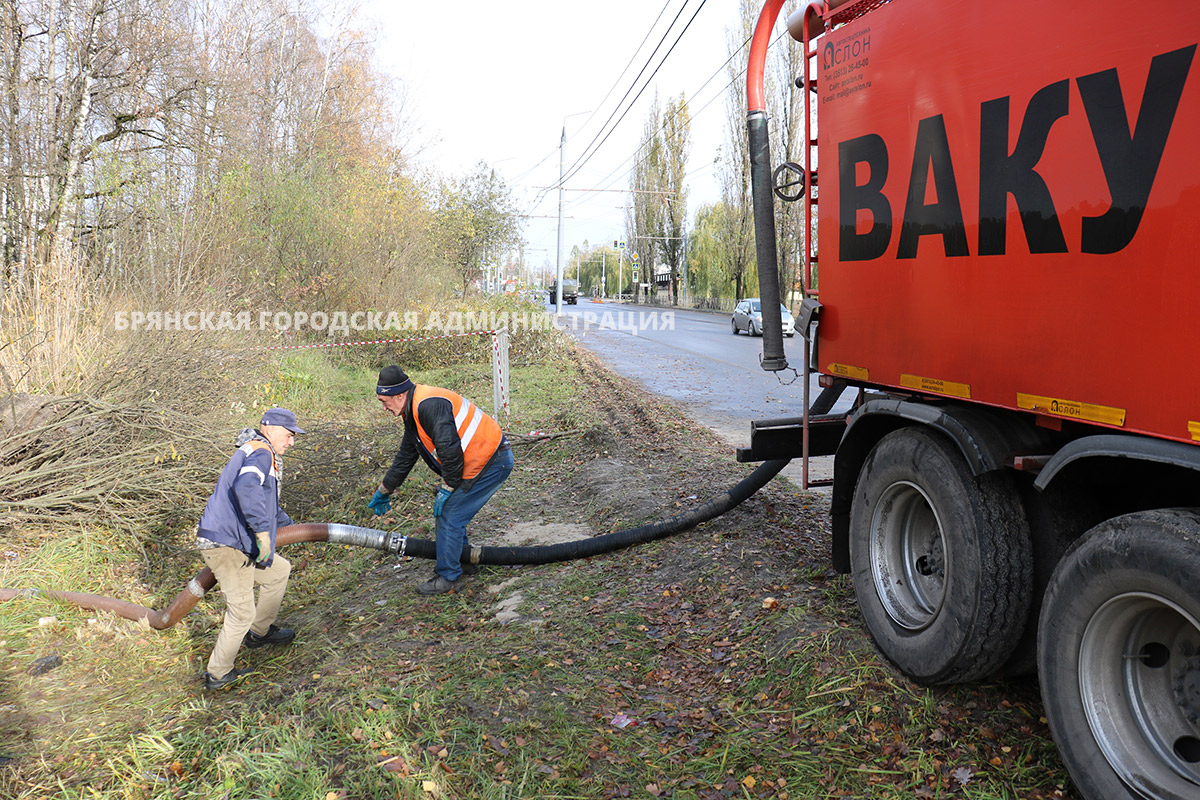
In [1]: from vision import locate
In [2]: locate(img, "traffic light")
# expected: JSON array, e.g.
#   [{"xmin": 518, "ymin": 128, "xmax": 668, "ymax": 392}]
[{"xmin": 613, "ymin": 239, "xmax": 619, "ymax": 248}]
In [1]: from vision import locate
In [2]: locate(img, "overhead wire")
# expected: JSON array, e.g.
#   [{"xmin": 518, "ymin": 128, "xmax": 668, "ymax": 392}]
[
  {"xmin": 510, "ymin": 0, "xmax": 675, "ymax": 189},
  {"xmin": 524, "ymin": 0, "xmax": 702, "ymax": 214},
  {"xmin": 524, "ymin": 9, "xmax": 793, "ymax": 250},
  {"xmin": 529, "ymin": 27, "xmax": 767, "ymax": 246},
  {"xmin": 556, "ymin": 0, "xmax": 711, "ymax": 191},
  {"xmin": 569, "ymin": 26, "xmax": 792, "ymax": 224},
  {"xmin": 572, "ymin": 30, "xmax": 757, "ymax": 203}
]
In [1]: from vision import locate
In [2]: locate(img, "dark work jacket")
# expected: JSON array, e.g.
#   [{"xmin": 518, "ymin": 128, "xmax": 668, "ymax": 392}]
[
  {"xmin": 383, "ymin": 389, "xmax": 509, "ymax": 492},
  {"xmin": 197, "ymin": 430, "xmax": 293, "ymax": 566}
]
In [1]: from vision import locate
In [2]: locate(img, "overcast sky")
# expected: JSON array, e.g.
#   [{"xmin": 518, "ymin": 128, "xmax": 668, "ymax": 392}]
[{"xmin": 356, "ymin": 0, "xmax": 771, "ymax": 278}]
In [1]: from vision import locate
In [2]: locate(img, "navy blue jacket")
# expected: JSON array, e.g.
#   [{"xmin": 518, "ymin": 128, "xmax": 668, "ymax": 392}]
[{"xmin": 197, "ymin": 433, "xmax": 293, "ymax": 566}]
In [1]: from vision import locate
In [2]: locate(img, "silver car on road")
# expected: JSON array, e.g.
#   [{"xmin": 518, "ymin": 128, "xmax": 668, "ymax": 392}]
[{"xmin": 731, "ymin": 298, "xmax": 796, "ymax": 337}]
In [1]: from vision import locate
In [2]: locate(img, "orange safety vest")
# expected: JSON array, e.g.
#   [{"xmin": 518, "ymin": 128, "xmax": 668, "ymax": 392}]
[{"xmin": 411, "ymin": 385, "xmax": 503, "ymax": 481}]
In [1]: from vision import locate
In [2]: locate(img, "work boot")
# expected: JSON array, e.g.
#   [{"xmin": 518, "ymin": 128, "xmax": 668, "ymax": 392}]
[
  {"xmin": 416, "ymin": 575, "xmax": 461, "ymax": 595},
  {"xmin": 203, "ymin": 667, "xmax": 248, "ymax": 690},
  {"xmin": 243, "ymin": 624, "xmax": 296, "ymax": 649}
]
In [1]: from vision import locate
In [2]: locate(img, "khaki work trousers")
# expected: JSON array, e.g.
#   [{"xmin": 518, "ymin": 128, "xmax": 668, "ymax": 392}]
[{"xmin": 200, "ymin": 546, "xmax": 291, "ymax": 679}]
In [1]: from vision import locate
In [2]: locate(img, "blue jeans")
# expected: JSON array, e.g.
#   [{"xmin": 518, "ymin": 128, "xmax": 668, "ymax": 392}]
[{"xmin": 435, "ymin": 448, "xmax": 513, "ymax": 581}]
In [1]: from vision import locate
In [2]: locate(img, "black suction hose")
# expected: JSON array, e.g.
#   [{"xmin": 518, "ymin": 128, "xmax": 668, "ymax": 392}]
[
  {"xmin": 0, "ymin": 459, "xmax": 791, "ymax": 625},
  {"xmin": 452, "ymin": 458, "xmax": 788, "ymax": 565},
  {"xmin": 747, "ymin": 0, "xmax": 790, "ymax": 373},
  {"xmin": 322, "ymin": 458, "xmax": 790, "ymax": 564}
]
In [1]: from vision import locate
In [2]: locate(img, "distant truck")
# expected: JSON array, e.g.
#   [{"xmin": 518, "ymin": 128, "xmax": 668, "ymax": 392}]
[
  {"xmin": 548, "ymin": 279, "xmax": 579, "ymax": 305},
  {"xmin": 739, "ymin": 2, "xmax": 1200, "ymax": 799}
]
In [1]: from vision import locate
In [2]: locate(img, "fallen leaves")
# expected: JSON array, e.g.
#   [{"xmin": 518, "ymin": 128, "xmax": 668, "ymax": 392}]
[
  {"xmin": 951, "ymin": 765, "xmax": 975, "ymax": 785},
  {"xmin": 376, "ymin": 754, "xmax": 410, "ymax": 775}
]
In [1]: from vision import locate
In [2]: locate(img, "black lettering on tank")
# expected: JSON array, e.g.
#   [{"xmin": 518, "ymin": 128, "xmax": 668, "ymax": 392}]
[
  {"xmin": 978, "ymin": 80, "xmax": 1070, "ymax": 255},
  {"xmin": 1077, "ymin": 44, "xmax": 1196, "ymax": 254},
  {"xmin": 839, "ymin": 133, "xmax": 892, "ymax": 261},
  {"xmin": 897, "ymin": 115, "xmax": 968, "ymax": 259}
]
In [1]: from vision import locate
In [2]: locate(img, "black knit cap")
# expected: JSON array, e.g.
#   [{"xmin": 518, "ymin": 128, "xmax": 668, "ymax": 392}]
[{"xmin": 376, "ymin": 365, "xmax": 414, "ymax": 396}]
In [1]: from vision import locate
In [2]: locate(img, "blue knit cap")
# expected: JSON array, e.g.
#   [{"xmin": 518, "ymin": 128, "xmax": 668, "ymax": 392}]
[{"xmin": 376, "ymin": 365, "xmax": 415, "ymax": 396}]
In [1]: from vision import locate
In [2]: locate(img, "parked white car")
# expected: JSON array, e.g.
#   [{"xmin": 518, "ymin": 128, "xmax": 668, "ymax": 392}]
[{"xmin": 731, "ymin": 298, "xmax": 795, "ymax": 337}]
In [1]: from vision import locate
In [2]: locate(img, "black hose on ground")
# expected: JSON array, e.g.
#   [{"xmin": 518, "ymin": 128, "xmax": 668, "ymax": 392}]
[
  {"xmin": 0, "ymin": 459, "xmax": 790, "ymax": 625},
  {"xmin": 450, "ymin": 458, "xmax": 789, "ymax": 565}
]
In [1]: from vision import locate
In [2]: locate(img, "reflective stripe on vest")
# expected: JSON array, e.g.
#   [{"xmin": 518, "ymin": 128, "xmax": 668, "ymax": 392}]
[
  {"xmin": 236, "ymin": 440, "xmax": 281, "ymax": 499},
  {"xmin": 412, "ymin": 385, "xmax": 502, "ymax": 480}
]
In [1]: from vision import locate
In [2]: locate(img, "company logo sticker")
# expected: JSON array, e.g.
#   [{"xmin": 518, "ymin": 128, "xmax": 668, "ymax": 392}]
[
  {"xmin": 827, "ymin": 363, "xmax": 869, "ymax": 381},
  {"xmin": 1017, "ymin": 393, "xmax": 1126, "ymax": 427}
]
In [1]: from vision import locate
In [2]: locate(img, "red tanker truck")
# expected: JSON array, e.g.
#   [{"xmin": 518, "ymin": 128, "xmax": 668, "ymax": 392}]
[{"xmin": 740, "ymin": 1, "xmax": 1200, "ymax": 797}]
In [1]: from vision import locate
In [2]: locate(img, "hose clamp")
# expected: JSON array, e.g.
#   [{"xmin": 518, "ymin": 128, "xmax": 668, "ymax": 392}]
[{"xmin": 385, "ymin": 532, "xmax": 408, "ymax": 556}]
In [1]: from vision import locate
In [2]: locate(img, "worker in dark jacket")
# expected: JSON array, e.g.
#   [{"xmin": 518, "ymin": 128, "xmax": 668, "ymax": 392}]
[
  {"xmin": 196, "ymin": 408, "xmax": 304, "ymax": 689},
  {"xmin": 367, "ymin": 365, "xmax": 513, "ymax": 595}
]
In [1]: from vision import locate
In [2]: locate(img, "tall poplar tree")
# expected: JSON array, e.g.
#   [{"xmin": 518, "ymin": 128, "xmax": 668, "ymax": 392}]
[{"xmin": 628, "ymin": 92, "xmax": 690, "ymax": 303}]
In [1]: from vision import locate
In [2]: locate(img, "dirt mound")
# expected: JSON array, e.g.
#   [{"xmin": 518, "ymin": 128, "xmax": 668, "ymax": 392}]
[{"xmin": 495, "ymin": 521, "xmax": 592, "ymax": 547}]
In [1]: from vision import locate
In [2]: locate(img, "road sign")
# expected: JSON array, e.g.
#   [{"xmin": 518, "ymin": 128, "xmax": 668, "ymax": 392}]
[
  {"xmin": 617, "ymin": 241, "xmax": 626, "ymax": 250},
  {"xmin": 631, "ymin": 252, "xmax": 639, "ymax": 263}
]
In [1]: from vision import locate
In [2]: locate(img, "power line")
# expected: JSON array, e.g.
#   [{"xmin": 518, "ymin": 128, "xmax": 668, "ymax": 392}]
[
  {"xmin": 521, "ymin": 32, "xmax": 751, "ymax": 227},
  {"xmin": 525, "ymin": 0, "xmax": 684, "ymax": 209},
  {"xmin": 591, "ymin": 26, "xmax": 796, "ymax": 214},
  {"xmin": 523, "ymin": 14, "xmax": 795, "ymax": 252},
  {"xmin": 572, "ymin": 0, "xmax": 677, "ymax": 147},
  {"xmin": 571, "ymin": 30, "xmax": 761, "ymax": 205},
  {"xmin": 556, "ymin": 0, "xmax": 711, "ymax": 191},
  {"xmin": 521, "ymin": 28, "xmax": 752, "ymax": 238}
]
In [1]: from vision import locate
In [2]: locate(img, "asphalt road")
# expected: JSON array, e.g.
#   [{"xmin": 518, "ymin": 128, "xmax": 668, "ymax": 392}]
[{"xmin": 554, "ymin": 297, "xmax": 834, "ymax": 486}]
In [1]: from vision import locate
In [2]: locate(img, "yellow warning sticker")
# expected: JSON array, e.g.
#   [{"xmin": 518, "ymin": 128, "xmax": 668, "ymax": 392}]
[
  {"xmin": 1017, "ymin": 393, "xmax": 1126, "ymax": 427},
  {"xmin": 1188, "ymin": 421, "xmax": 1200, "ymax": 441},
  {"xmin": 827, "ymin": 363, "xmax": 869, "ymax": 381},
  {"xmin": 900, "ymin": 374, "xmax": 971, "ymax": 399}
]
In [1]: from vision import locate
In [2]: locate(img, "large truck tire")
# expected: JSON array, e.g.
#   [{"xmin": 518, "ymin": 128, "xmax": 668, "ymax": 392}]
[
  {"xmin": 1002, "ymin": 480, "xmax": 1100, "ymax": 677},
  {"xmin": 1038, "ymin": 509, "xmax": 1200, "ymax": 800},
  {"xmin": 849, "ymin": 427, "xmax": 1032, "ymax": 684}
]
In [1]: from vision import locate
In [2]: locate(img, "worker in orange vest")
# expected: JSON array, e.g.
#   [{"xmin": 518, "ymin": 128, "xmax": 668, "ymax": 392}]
[{"xmin": 367, "ymin": 365, "xmax": 514, "ymax": 594}]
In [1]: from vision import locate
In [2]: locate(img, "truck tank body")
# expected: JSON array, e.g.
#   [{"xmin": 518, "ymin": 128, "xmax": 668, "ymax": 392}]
[{"xmin": 817, "ymin": 0, "xmax": 1200, "ymax": 444}]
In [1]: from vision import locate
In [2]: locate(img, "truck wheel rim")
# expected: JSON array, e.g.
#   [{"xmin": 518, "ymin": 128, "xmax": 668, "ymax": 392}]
[
  {"xmin": 1080, "ymin": 592, "xmax": 1200, "ymax": 795},
  {"xmin": 868, "ymin": 480, "xmax": 946, "ymax": 631}
]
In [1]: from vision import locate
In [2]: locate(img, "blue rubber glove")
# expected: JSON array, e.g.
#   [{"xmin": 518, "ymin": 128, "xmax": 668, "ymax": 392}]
[
  {"xmin": 368, "ymin": 489, "xmax": 391, "ymax": 516},
  {"xmin": 433, "ymin": 486, "xmax": 453, "ymax": 517}
]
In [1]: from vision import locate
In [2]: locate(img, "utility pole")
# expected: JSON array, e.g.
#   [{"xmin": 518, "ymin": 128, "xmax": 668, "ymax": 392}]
[
  {"xmin": 680, "ymin": 231, "xmax": 688, "ymax": 306},
  {"xmin": 555, "ymin": 125, "xmax": 565, "ymax": 314},
  {"xmin": 618, "ymin": 246, "xmax": 624, "ymax": 302},
  {"xmin": 553, "ymin": 111, "xmax": 590, "ymax": 315}
]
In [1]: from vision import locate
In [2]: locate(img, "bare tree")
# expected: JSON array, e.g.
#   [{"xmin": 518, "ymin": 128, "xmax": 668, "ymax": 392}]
[
  {"xmin": 629, "ymin": 95, "xmax": 663, "ymax": 302},
  {"xmin": 658, "ymin": 93, "xmax": 690, "ymax": 302}
]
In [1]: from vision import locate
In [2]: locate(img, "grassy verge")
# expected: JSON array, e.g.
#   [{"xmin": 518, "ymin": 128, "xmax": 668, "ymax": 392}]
[{"xmin": 0, "ymin": 335, "xmax": 1075, "ymax": 799}]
